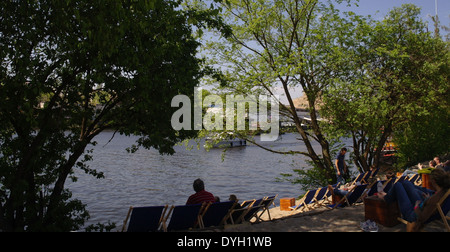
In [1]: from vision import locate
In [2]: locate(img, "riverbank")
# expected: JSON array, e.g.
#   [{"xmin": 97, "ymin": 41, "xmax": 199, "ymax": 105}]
[
  {"xmin": 212, "ymin": 166, "xmax": 449, "ymax": 232},
  {"xmin": 212, "ymin": 203, "xmax": 447, "ymax": 232}
]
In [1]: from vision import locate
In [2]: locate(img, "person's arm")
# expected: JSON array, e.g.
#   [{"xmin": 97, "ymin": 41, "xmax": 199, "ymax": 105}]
[{"xmin": 335, "ymin": 159, "xmax": 340, "ymax": 175}]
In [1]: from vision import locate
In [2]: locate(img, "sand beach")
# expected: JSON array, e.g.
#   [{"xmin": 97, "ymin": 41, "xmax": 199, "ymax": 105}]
[
  {"xmin": 211, "ymin": 163, "xmax": 449, "ymax": 232},
  {"xmin": 213, "ymin": 201, "xmax": 447, "ymax": 232}
]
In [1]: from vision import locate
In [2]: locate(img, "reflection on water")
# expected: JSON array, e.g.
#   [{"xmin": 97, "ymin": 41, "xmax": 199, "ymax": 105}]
[{"xmin": 67, "ymin": 132, "xmax": 321, "ymax": 229}]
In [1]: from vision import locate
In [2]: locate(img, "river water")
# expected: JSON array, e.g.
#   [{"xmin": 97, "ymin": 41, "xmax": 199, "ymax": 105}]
[{"xmin": 67, "ymin": 131, "xmax": 329, "ymax": 230}]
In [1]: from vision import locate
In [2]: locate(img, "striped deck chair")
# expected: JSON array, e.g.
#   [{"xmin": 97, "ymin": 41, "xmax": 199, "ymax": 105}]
[
  {"xmin": 289, "ymin": 189, "xmax": 317, "ymax": 212},
  {"xmin": 122, "ymin": 205, "xmax": 168, "ymax": 232}
]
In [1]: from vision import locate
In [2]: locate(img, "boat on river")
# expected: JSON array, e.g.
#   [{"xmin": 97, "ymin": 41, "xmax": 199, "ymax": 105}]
[{"xmin": 205, "ymin": 132, "xmax": 247, "ymax": 148}]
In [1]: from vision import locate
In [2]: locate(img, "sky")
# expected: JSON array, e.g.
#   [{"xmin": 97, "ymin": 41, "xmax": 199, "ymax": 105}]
[
  {"xmin": 277, "ymin": 0, "xmax": 450, "ymax": 103},
  {"xmin": 337, "ymin": 0, "xmax": 449, "ymax": 31},
  {"xmin": 203, "ymin": 0, "xmax": 450, "ymax": 103}
]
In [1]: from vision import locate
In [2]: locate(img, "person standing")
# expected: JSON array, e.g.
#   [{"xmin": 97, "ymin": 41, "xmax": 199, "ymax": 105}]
[{"xmin": 335, "ymin": 148, "xmax": 349, "ymax": 184}]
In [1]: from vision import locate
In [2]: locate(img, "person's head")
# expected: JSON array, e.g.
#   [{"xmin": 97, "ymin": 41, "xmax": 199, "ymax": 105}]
[
  {"xmin": 229, "ymin": 194, "xmax": 238, "ymax": 202},
  {"xmin": 429, "ymin": 160, "xmax": 437, "ymax": 168},
  {"xmin": 434, "ymin": 156, "xmax": 441, "ymax": 165},
  {"xmin": 193, "ymin": 178, "xmax": 205, "ymax": 193},
  {"xmin": 430, "ymin": 168, "xmax": 450, "ymax": 191},
  {"xmin": 340, "ymin": 148, "xmax": 347, "ymax": 154}
]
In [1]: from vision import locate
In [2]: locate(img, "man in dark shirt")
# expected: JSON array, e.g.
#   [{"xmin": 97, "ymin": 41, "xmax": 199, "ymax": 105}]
[
  {"xmin": 335, "ymin": 148, "xmax": 348, "ymax": 184},
  {"xmin": 186, "ymin": 179, "xmax": 215, "ymax": 205}
]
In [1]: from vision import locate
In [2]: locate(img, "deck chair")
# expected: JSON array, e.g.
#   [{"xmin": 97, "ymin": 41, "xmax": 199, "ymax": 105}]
[
  {"xmin": 225, "ymin": 199, "xmax": 256, "ymax": 225},
  {"xmin": 350, "ymin": 172, "xmax": 367, "ymax": 186},
  {"xmin": 256, "ymin": 195, "xmax": 278, "ymax": 221},
  {"xmin": 122, "ymin": 205, "xmax": 168, "ymax": 232},
  {"xmin": 370, "ymin": 167, "xmax": 380, "ymax": 178},
  {"xmin": 329, "ymin": 184, "xmax": 368, "ymax": 209},
  {"xmin": 239, "ymin": 198, "xmax": 265, "ymax": 223},
  {"xmin": 200, "ymin": 201, "xmax": 237, "ymax": 228},
  {"xmin": 397, "ymin": 189, "xmax": 450, "ymax": 232},
  {"xmin": 161, "ymin": 203, "xmax": 205, "ymax": 232},
  {"xmin": 414, "ymin": 174, "xmax": 422, "ymax": 186},
  {"xmin": 310, "ymin": 187, "xmax": 329, "ymax": 208},
  {"xmin": 436, "ymin": 190, "xmax": 450, "ymax": 232},
  {"xmin": 361, "ymin": 168, "xmax": 379, "ymax": 184},
  {"xmin": 322, "ymin": 183, "xmax": 340, "ymax": 205},
  {"xmin": 383, "ymin": 178, "xmax": 394, "ymax": 193},
  {"xmin": 358, "ymin": 180, "xmax": 378, "ymax": 200},
  {"xmin": 290, "ymin": 189, "xmax": 317, "ymax": 212},
  {"xmin": 364, "ymin": 180, "xmax": 389, "ymax": 197}
]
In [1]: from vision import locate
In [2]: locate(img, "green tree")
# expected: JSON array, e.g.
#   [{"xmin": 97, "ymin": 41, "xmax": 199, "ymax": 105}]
[
  {"xmin": 0, "ymin": 0, "xmax": 228, "ymax": 231},
  {"xmin": 321, "ymin": 4, "xmax": 450, "ymax": 171},
  {"xmin": 203, "ymin": 0, "xmax": 356, "ymax": 184}
]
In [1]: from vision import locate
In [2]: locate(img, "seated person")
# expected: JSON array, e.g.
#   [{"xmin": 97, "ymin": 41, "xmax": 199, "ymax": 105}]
[
  {"xmin": 229, "ymin": 194, "xmax": 239, "ymax": 203},
  {"xmin": 329, "ymin": 183, "xmax": 357, "ymax": 197},
  {"xmin": 186, "ymin": 178, "xmax": 216, "ymax": 205},
  {"xmin": 443, "ymin": 160, "xmax": 450, "ymax": 173},
  {"xmin": 228, "ymin": 194, "xmax": 243, "ymax": 221},
  {"xmin": 377, "ymin": 168, "xmax": 450, "ymax": 231},
  {"xmin": 418, "ymin": 160, "xmax": 437, "ymax": 170},
  {"xmin": 434, "ymin": 156, "xmax": 443, "ymax": 169}
]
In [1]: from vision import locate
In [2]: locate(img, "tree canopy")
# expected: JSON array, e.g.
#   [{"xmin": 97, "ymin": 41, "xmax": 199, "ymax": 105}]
[
  {"xmin": 0, "ymin": 0, "xmax": 228, "ymax": 231},
  {"xmin": 201, "ymin": 0, "xmax": 449, "ymax": 187},
  {"xmin": 321, "ymin": 4, "xmax": 449, "ymax": 171}
]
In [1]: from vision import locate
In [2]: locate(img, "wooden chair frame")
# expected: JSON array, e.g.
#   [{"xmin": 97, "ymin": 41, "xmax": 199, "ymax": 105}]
[
  {"xmin": 397, "ymin": 189, "xmax": 450, "ymax": 232},
  {"xmin": 289, "ymin": 189, "xmax": 317, "ymax": 212}
]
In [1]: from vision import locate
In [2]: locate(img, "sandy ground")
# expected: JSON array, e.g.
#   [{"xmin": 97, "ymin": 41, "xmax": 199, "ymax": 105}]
[
  {"xmin": 213, "ymin": 165, "xmax": 450, "ymax": 232},
  {"xmin": 213, "ymin": 201, "xmax": 447, "ymax": 232}
]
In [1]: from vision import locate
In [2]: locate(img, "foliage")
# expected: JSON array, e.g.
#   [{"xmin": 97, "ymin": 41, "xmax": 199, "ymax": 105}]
[
  {"xmin": 202, "ymin": 1, "xmax": 449, "ymax": 189},
  {"xmin": 0, "ymin": 0, "xmax": 228, "ymax": 231},
  {"xmin": 279, "ymin": 147, "xmax": 348, "ymax": 192},
  {"xmin": 202, "ymin": 0, "xmax": 358, "ymax": 183},
  {"xmin": 394, "ymin": 104, "xmax": 450, "ymax": 168},
  {"xmin": 279, "ymin": 160, "xmax": 333, "ymax": 193},
  {"xmin": 321, "ymin": 4, "xmax": 450, "ymax": 172}
]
